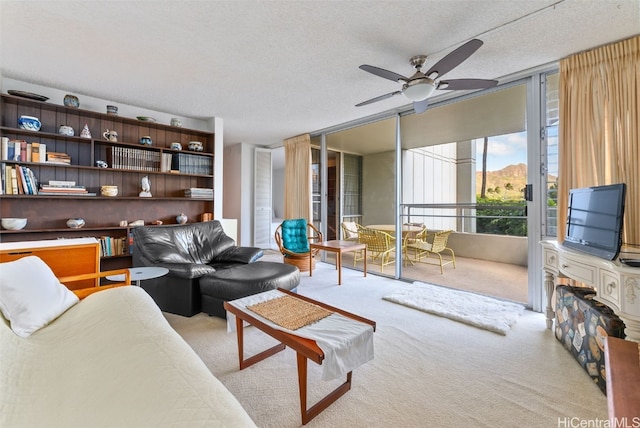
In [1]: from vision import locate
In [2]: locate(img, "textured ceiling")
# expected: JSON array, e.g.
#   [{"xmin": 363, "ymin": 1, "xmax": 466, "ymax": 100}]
[{"xmin": 1, "ymin": 1, "xmax": 639, "ymax": 147}]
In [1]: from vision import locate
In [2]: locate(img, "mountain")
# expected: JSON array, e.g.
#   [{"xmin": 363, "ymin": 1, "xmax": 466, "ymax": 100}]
[{"xmin": 476, "ymin": 163, "xmax": 528, "ymax": 200}]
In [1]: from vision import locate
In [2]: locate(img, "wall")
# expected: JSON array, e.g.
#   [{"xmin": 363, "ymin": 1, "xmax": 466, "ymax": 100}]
[
  {"xmin": 222, "ymin": 142, "xmax": 254, "ymax": 246},
  {"xmin": 362, "ymin": 151, "xmax": 395, "ymax": 225},
  {"xmin": 448, "ymin": 232, "xmax": 528, "ymax": 266},
  {"xmin": 272, "ymin": 167, "xmax": 285, "ymax": 219},
  {"xmin": 402, "ymin": 144, "xmax": 458, "ymax": 231}
]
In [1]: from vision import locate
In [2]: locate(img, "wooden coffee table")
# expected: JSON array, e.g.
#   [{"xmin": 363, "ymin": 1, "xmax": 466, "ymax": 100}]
[
  {"xmin": 224, "ymin": 289, "xmax": 376, "ymax": 425},
  {"xmin": 310, "ymin": 240, "xmax": 366, "ymax": 285}
]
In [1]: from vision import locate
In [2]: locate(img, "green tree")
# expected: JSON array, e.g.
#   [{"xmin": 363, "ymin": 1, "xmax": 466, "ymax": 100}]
[{"xmin": 475, "ymin": 196, "xmax": 527, "ymax": 236}]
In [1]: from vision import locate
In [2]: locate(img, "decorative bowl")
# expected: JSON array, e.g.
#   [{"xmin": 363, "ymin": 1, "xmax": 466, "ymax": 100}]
[
  {"xmin": 101, "ymin": 185, "xmax": 118, "ymax": 197},
  {"xmin": 188, "ymin": 141, "xmax": 203, "ymax": 152},
  {"xmin": 140, "ymin": 136, "xmax": 153, "ymax": 146},
  {"xmin": 66, "ymin": 218, "xmax": 85, "ymax": 229},
  {"xmin": 58, "ymin": 125, "xmax": 75, "ymax": 136},
  {"xmin": 18, "ymin": 115, "xmax": 41, "ymax": 131},
  {"xmin": 63, "ymin": 94, "xmax": 79, "ymax": 108},
  {"xmin": 1, "ymin": 218, "xmax": 27, "ymax": 230}
]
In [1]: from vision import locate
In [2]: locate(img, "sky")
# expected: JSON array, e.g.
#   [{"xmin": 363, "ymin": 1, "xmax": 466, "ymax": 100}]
[{"xmin": 475, "ymin": 131, "xmax": 527, "ymax": 172}]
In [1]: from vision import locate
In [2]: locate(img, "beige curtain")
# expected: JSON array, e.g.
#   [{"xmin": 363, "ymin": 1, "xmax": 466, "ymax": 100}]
[
  {"xmin": 283, "ymin": 133, "xmax": 311, "ymax": 220},
  {"xmin": 558, "ymin": 35, "xmax": 639, "ymax": 248}
]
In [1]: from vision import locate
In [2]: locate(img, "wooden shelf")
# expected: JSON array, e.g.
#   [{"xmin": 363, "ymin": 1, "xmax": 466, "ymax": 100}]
[{"xmin": 0, "ymin": 92, "xmax": 216, "ymax": 252}]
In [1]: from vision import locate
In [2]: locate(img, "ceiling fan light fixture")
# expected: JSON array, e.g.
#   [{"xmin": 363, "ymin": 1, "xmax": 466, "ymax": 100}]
[{"xmin": 402, "ymin": 78, "xmax": 436, "ymax": 101}]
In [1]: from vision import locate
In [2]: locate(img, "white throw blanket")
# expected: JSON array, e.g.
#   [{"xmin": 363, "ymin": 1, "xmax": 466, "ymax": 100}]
[
  {"xmin": 227, "ymin": 289, "xmax": 374, "ymax": 380},
  {"xmin": 1, "ymin": 287, "xmax": 256, "ymax": 427}
]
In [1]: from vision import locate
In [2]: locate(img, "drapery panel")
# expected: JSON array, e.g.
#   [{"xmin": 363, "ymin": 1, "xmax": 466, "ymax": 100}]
[
  {"xmin": 558, "ymin": 35, "xmax": 639, "ymax": 248},
  {"xmin": 284, "ymin": 133, "xmax": 311, "ymax": 221}
]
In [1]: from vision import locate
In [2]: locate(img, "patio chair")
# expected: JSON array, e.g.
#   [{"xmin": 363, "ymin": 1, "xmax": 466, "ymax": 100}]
[
  {"xmin": 357, "ymin": 226, "xmax": 396, "ymax": 273},
  {"xmin": 341, "ymin": 221, "xmax": 360, "ymax": 242},
  {"xmin": 341, "ymin": 221, "xmax": 367, "ymax": 266},
  {"xmin": 274, "ymin": 218, "xmax": 323, "ymax": 272},
  {"xmin": 406, "ymin": 229, "xmax": 456, "ymax": 274},
  {"xmin": 403, "ymin": 223, "xmax": 428, "ymax": 265}
]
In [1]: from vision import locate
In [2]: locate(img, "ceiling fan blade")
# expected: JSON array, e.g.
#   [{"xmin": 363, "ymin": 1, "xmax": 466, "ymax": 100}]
[
  {"xmin": 355, "ymin": 91, "xmax": 402, "ymax": 107},
  {"xmin": 359, "ymin": 65, "xmax": 408, "ymax": 82},
  {"xmin": 424, "ymin": 39, "xmax": 483, "ymax": 79},
  {"xmin": 437, "ymin": 79, "xmax": 498, "ymax": 90},
  {"xmin": 413, "ymin": 99, "xmax": 429, "ymax": 114}
]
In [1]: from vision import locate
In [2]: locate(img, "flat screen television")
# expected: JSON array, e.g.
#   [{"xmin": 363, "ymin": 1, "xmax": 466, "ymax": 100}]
[{"xmin": 563, "ymin": 183, "xmax": 626, "ymax": 261}]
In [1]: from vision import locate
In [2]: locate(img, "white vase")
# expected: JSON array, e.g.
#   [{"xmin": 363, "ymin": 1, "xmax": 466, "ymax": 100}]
[{"xmin": 176, "ymin": 213, "xmax": 188, "ymax": 224}]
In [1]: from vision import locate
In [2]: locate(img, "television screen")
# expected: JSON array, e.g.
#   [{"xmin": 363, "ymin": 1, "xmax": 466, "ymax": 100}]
[{"xmin": 563, "ymin": 183, "xmax": 626, "ymax": 260}]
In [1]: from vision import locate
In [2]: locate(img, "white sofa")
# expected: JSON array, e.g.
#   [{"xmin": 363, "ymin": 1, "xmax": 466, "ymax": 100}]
[{"xmin": 0, "ymin": 282, "xmax": 256, "ymax": 427}]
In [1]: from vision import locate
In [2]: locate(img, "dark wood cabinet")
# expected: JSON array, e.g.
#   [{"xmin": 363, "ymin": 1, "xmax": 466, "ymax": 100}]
[{"xmin": 0, "ymin": 93, "xmax": 215, "ymax": 269}]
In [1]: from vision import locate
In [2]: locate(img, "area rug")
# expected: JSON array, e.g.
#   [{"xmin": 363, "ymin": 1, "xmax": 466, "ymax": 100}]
[{"xmin": 382, "ymin": 281, "xmax": 525, "ymax": 335}]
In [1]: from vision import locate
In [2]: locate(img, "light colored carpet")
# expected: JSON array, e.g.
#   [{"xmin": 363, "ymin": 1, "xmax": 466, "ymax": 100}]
[
  {"xmin": 165, "ymin": 261, "xmax": 607, "ymax": 428},
  {"xmin": 383, "ymin": 281, "xmax": 525, "ymax": 335}
]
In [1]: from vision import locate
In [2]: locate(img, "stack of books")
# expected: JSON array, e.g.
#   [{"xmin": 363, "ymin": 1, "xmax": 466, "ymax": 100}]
[
  {"xmin": 46, "ymin": 152, "xmax": 72, "ymax": 165},
  {"xmin": 184, "ymin": 187, "xmax": 213, "ymax": 199},
  {"xmin": 38, "ymin": 180, "xmax": 96, "ymax": 196}
]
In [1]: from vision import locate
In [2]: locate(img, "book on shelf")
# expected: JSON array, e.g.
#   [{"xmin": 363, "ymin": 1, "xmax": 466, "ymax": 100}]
[
  {"xmin": 39, "ymin": 143, "xmax": 46, "ymax": 164},
  {"xmin": 37, "ymin": 191, "xmax": 97, "ymax": 196},
  {"xmin": 39, "ymin": 185, "xmax": 87, "ymax": 192},
  {"xmin": 10, "ymin": 166, "xmax": 18, "ymax": 194},
  {"xmin": 15, "ymin": 166, "xmax": 24, "ymax": 194},
  {"xmin": 2, "ymin": 138, "xmax": 21, "ymax": 162},
  {"xmin": 48, "ymin": 180, "xmax": 76, "ymax": 187},
  {"xmin": 3, "ymin": 164, "xmax": 9, "ymax": 194},
  {"xmin": 17, "ymin": 166, "xmax": 28, "ymax": 194},
  {"xmin": 31, "ymin": 142, "xmax": 40, "ymax": 162},
  {"xmin": 0, "ymin": 137, "xmax": 7, "ymax": 161}
]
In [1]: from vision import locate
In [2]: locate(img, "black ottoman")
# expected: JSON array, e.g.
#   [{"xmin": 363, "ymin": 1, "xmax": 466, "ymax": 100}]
[{"xmin": 200, "ymin": 261, "xmax": 300, "ymax": 318}]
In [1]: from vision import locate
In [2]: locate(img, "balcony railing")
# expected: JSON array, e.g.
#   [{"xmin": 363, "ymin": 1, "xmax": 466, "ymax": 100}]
[{"xmin": 402, "ymin": 202, "xmax": 527, "ymax": 236}]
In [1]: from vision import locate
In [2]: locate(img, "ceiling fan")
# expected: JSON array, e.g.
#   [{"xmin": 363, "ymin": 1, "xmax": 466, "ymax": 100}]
[{"xmin": 356, "ymin": 39, "xmax": 498, "ymax": 114}]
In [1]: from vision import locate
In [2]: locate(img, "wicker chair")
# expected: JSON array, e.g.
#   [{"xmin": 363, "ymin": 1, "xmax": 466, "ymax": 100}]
[
  {"xmin": 341, "ymin": 221, "xmax": 366, "ymax": 266},
  {"xmin": 357, "ymin": 226, "xmax": 396, "ymax": 273},
  {"xmin": 341, "ymin": 221, "xmax": 360, "ymax": 242},
  {"xmin": 403, "ymin": 223, "xmax": 428, "ymax": 265},
  {"xmin": 406, "ymin": 229, "xmax": 456, "ymax": 274},
  {"xmin": 274, "ymin": 219, "xmax": 323, "ymax": 272}
]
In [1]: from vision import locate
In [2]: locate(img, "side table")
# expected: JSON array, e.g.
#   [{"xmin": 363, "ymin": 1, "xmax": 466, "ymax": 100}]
[
  {"xmin": 106, "ymin": 266, "xmax": 169, "ymax": 287},
  {"xmin": 310, "ymin": 240, "xmax": 366, "ymax": 285}
]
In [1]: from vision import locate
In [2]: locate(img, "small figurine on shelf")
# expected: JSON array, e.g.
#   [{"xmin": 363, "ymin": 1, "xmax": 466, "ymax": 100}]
[
  {"xmin": 80, "ymin": 124, "xmax": 92, "ymax": 139},
  {"xmin": 139, "ymin": 176, "xmax": 152, "ymax": 198}
]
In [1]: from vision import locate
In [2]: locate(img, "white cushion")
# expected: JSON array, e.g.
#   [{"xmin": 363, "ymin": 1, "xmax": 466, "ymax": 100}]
[
  {"xmin": 342, "ymin": 222, "xmax": 358, "ymax": 239},
  {"xmin": 0, "ymin": 256, "xmax": 79, "ymax": 337}
]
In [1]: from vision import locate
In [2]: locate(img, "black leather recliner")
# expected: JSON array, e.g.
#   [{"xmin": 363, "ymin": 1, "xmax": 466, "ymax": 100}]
[{"xmin": 131, "ymin": 220, "xmax": 299, "ymax": 317}]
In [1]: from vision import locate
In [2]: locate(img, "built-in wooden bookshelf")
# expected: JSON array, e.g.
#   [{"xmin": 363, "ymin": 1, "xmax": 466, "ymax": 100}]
[{"xmin": 0, "ymin": 92, "xmax": 215, "ymax": 270}]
